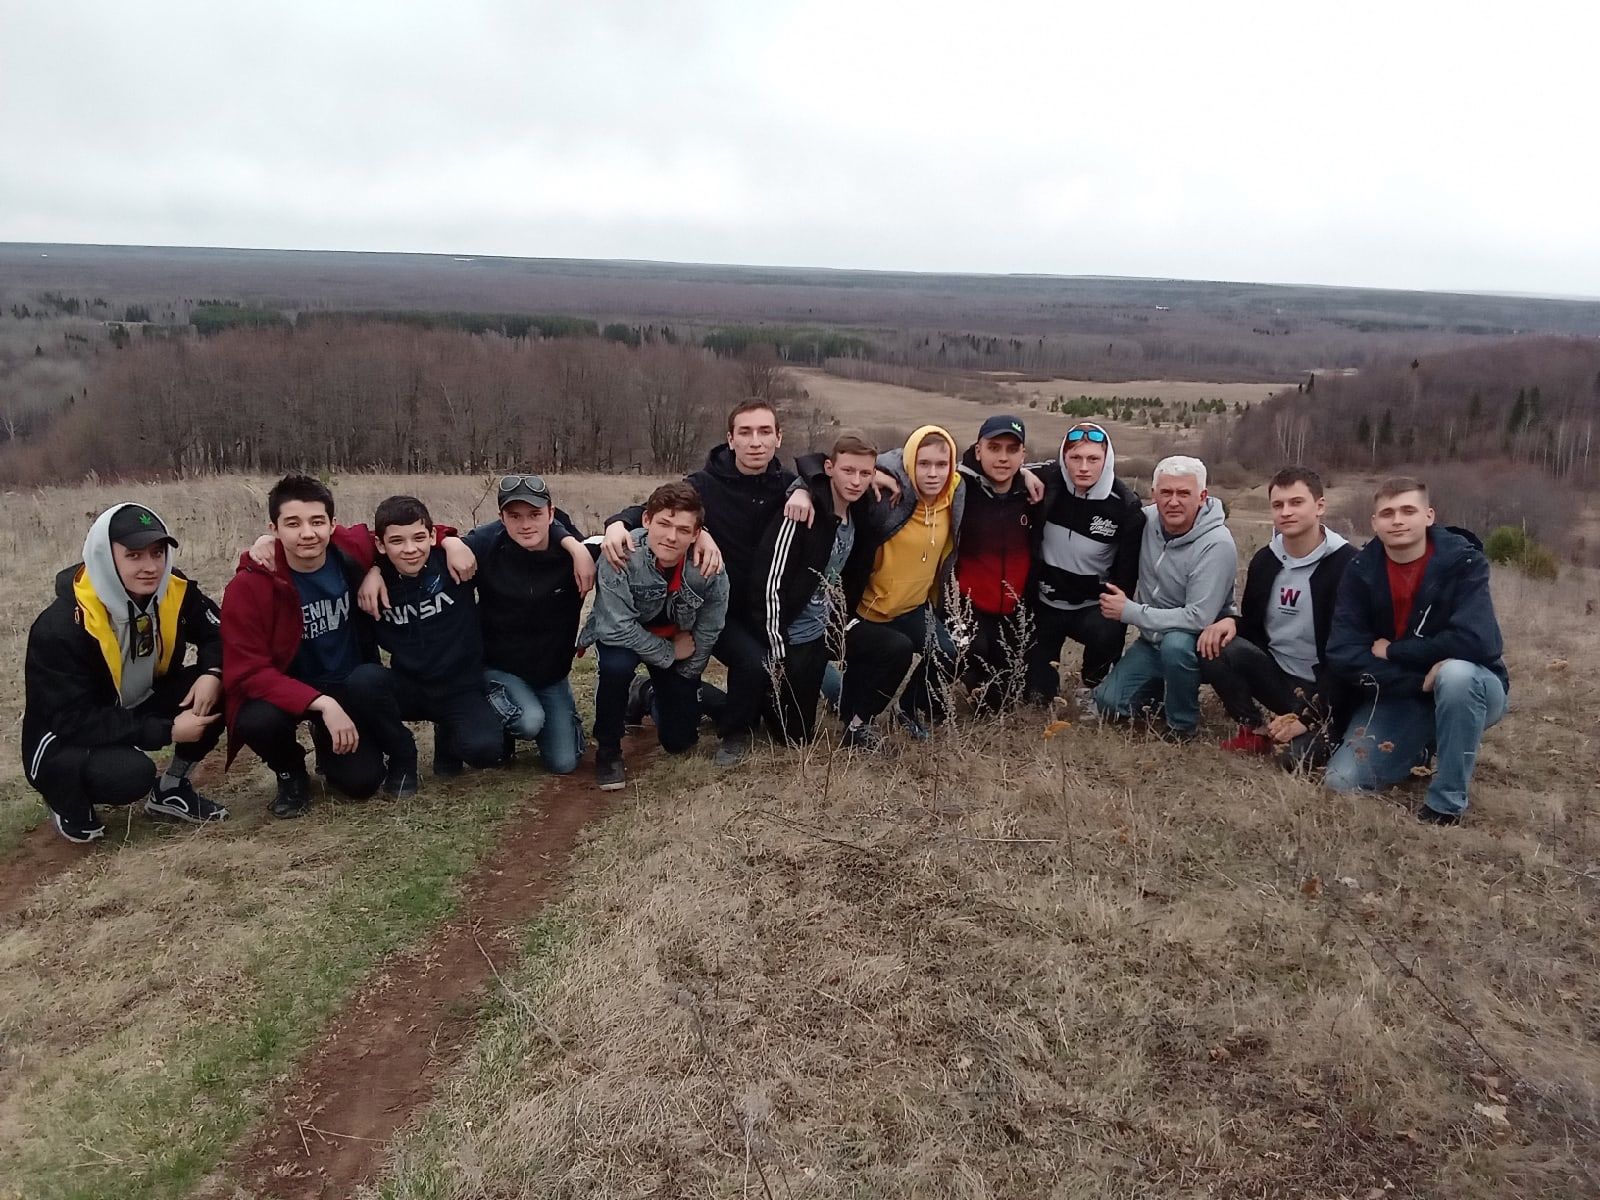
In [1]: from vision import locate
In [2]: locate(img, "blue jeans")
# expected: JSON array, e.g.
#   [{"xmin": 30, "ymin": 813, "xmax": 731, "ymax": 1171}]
[
  {"xmin": 485, "ymin": 670, "xmax": 584, "ymax": 775},
  {"xmin": 1093, "ymin": 630, "xmax": 1201, "ymax": 732},
  {"xmin": 1325, "ymin": 659, "xmax": 1507, "ymax": 817}
]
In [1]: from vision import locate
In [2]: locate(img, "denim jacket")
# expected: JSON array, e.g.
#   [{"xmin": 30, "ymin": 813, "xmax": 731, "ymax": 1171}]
[{"xmin": 578, "ymin": 528, "xmax": 729, "ymax": 678}]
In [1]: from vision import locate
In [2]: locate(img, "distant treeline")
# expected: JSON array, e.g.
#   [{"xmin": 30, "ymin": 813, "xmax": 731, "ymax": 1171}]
[
  {"xmin": 701, "ymin": 325, "xmax": 874, "ymax": 364},
  {"xmin": 0, "ymin": 322, "xmax": 740, "ymax": 483},
  {"xmin": 295, "ymin": 309, "xmax": 599, "ymax": 340},
  {"xmin": 1230, "ymin": 336, "xmax": 1600, "ymax": 480}
]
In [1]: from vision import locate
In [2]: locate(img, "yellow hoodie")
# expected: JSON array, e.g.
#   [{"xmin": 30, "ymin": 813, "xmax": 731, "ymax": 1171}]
[{"xmin": 859, "ymin": 424, "xmax": 961, "ymax": 622}]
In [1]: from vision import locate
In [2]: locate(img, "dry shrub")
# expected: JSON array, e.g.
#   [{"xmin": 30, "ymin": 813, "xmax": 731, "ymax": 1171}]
[{"xmin": 379, "ymin": 574, "xmax": 1600, "ymax": 1199}]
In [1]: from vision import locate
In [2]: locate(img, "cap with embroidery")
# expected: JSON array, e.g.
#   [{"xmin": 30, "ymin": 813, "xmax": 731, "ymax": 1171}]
[{"xmin": 107, "ymin": 504, "xmax": 178, "ymax": 550}]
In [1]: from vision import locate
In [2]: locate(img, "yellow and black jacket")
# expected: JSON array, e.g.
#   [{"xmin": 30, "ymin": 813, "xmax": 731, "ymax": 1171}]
[{"xmin": 21, "ymin": 564, "xmax": 222, "ymax": 771}]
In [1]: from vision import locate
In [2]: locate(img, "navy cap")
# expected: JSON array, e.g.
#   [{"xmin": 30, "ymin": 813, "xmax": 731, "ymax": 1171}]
[{"xmin": 977, "ymin": 414, "xmax": 1026, "ymax": 443}]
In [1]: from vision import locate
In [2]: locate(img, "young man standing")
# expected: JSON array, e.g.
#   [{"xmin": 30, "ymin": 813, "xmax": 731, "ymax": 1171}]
[
  {"xmin": 752, "ymin": 434, "xmax": 900, "ymax": 745},
  {"xmin": 369, "ymin": 495, "xmax": 507, "ymax": 778},
  {"xmin": 465, "ymin": 474, "xmax": 592, "ymax": 775},
  {"xmin": 600, "ymin": 401, "xmax": 809, "ymax": 767},
  {"xmin": 583, "ymin": 482, "xmax": 730, "ymax": 790},
  {"xmin": 1197, "ymin": 467, "xmax": 1355, "ymax": 761},
  {"xmin": 1094, "ymin": 455, "xmax": 1236, "ymax": 738},
  {"xmin": 22, "ymin": 504, "xmax": 227, "ymax": 843},
  {"xmin": 1024, "ymin": 422, "xmax": 1144, "ymax": 707},
  {"xmin": 1325, "ymin": 478, "xmax": 1509, "ymax": 825},
  {"xmin": 953, "ymin": 415, "xmax": 1042, "ymax": 710},
  {"xmin": 225, "ymin": 475, "xmax": 422, "ymax": 816}
]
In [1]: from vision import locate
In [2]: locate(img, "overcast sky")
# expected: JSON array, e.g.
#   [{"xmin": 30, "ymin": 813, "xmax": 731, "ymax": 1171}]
[{"xmin": 2, "ymin": 1, "xmax": 1594, "ymax": 295}]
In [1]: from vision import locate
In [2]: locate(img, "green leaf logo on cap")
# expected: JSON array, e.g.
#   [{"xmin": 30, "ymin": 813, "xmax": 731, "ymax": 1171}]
[{"xmin": 138, "ymin": 512, "xmax": 154, "ymax": 526}]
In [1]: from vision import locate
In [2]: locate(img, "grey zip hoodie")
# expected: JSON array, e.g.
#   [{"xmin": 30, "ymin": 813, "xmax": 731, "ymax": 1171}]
[
  {"xmin": 1121, "ymin": 496, "xmax": 1236, "ymax": 643},
  {"xmin": 82, "ymin": 503, "xmax": 175, "ymax": 708},
  {"xmin": 1262, "ymin": 528, "xmax": 1349, "ymax": 679}
]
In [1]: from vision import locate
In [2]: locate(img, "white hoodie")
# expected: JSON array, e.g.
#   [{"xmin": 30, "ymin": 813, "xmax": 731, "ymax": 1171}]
[{"xmin": 1263, "ymin": 527, "xmax": 1349, "ymax": 680}]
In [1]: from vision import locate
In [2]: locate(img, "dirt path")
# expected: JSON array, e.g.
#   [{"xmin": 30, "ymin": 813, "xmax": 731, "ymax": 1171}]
[
  {"xmin": 0, "ymin": 822, "xmax": 87, "ymax": 920},
  {"xmin": 205, "ymin": 744, "xmax": 642, "ymax": 1199}
]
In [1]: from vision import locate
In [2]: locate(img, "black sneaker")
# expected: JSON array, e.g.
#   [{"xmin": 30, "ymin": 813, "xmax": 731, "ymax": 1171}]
[
  {"xmin": 595, "ymin": 753, "xmax": 626, "ymax": 792},
  {"xmin": 432, "ymin": 753, "xmax": 465, "ymax": 779},
  {"xmin": 271, "ymin": 770, "xmax": 312, "ymax": 818},
  {"xmin": 1417, "ymin": 804, "xmax": 1462, "ymax": 827},
  {"xmin": 382, "ymin": 761, "xmax": 420, "ymax": 799},
  {"xmin": 146, "ymin": 778, "xmax": 230, "ymax": 823},
  {"xmin": 624, "ymin": 676, "xmax": 653, "ymax": 730},
  {"xmin": 841, "ymin": 723, "xmax": 885, "ymax": 753},
  {"xmin": 54, "ymin": 809, "xmax": 106, "ymax": 844}
]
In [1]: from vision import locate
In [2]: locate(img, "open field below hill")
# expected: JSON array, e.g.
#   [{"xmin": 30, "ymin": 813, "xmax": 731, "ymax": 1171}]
[{"xmin": 2, "ymin": 457, "xmax": 1597, "ymax": 1198}]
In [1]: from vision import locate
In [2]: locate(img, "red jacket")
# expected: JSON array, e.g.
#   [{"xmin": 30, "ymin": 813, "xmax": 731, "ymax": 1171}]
[{"xmin": 220, "ymin": 523, "xmax": 454, "ymax": 762}]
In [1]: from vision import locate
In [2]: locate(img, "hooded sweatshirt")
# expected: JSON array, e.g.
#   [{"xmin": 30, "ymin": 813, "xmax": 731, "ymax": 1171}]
[
  {"xmin": 858, "ymin": 425, "xmax": 963, "ymax": 622},
  {"xmin": 1121, "ymin": 496, "xmax": 1237, "ymax": 643},
  {"xmin": 1253, "ymin": 528, "xmax": 1352, "ymax": 680},
  {"xmin": 954, "ymin": 444, "xmax": 1038, "ymax": 616},
  {"xmin": 81, "ymin": 503, "xmax": 176, "ymax": 708},
  {"xmin": 1033, "ymin": 425, "xmax": 1145, "ymax": 610}
]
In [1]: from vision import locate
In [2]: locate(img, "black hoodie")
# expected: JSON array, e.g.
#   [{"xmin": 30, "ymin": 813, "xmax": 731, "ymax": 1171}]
[
  {"xmin": 749, "ymin": 452, "xmax": 878, "ymax": 658},
  {"xmin": 607, "ymin": 443, "xmax": 797, "ymax": 620},
  {"xmin": 374, "ymin": 547, "xmax": 484, "ymax": 691},
  {"xmin": 464, "ymin": 512, "xmax": 584, "ymax": 687}
]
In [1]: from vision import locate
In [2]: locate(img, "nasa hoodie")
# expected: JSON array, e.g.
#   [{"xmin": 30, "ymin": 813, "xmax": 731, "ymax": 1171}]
[{"xmin": 375, "ymin": 546, "xmax": 484, "ymax": 690}]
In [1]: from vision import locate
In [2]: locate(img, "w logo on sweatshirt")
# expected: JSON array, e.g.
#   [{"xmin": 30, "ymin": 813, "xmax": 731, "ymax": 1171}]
[{"xmin": 1278, "ymin": 586, "xmax": 1302, "ymax": 608}]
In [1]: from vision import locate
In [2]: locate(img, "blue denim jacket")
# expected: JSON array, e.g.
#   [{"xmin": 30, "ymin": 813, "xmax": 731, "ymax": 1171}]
[{"xmin": 578, "ymin": 528, "xmax": 729, "ymax": 678}]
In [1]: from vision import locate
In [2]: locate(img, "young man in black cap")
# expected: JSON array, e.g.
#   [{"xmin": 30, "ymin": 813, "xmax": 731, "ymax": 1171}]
[
  {"xmin": 22, "ymin": 503, "xmax": 228, "ymax": 843},
  {"xmin": 953, "ymin": 414, "xmax": 1042, "ymax": 710},
  {"xmin": 465, "ymin": 473, "xmax": 594, "ymax": 775}
]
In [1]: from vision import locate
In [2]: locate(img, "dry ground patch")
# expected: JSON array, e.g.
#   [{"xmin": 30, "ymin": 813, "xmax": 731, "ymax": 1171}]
[{"xmin": 373, "ymin": 571, "xmax": 1600, "ymax": 1199}]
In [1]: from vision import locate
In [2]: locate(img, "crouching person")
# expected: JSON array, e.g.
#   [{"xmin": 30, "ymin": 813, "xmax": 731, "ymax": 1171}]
[
  {"xmin": 22, "ymin": 504, "xmax": 227, "ymax": 843},
  {"xmin": 1324, "ymin": 478, "xmax": 1509, "ymax": 825},
  {"xmin": 1094, "ymin": 456, "xmax": 1237, "ymax": 738},
  {"xmin": 581, "ymin": 482, "xmax": 729, "ymax": 791}
]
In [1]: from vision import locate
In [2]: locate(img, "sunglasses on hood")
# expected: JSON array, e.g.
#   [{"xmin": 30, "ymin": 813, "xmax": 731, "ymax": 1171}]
[{"xmin": 1066, "ymin": 427, "xmax": 1108, "ymax": 444}]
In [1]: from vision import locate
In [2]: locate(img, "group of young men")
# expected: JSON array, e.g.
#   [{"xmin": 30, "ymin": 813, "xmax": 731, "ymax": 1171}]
[{"xmin": 20, "ymin": 398, "xmax": 1510, "ymax": 843}]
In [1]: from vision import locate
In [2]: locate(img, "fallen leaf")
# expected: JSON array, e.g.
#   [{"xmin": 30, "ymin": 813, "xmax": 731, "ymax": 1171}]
[
  {"xmin": 1208, "ymin": 1045, "xmax": 1232, "ymax": 1063},
  {"xmin": 1300, "ymin": 875, "xmax": 1324, "ymax": 899},
  {"xmin": 1337, "ymin": 876, "xmax": 1360, "ymax": 889},
  {"xmin": 1549, "ymin": 658, "xmax": 1570, "ymax": 671},
  {"xmin": 1474, "ymin": 1102, "xmax": 1510, "ymax": 1127},
  {"xmin": 1293, "ymin": 1114, "xmax": 1321, "ymax": 1129}
]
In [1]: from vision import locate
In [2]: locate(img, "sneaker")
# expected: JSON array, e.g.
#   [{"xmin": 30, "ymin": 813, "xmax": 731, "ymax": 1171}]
[
  {"xmin": 624, "ymin": 676, "xmax": 654, "ymax": 730},
  {"xmin": 841, "ymin": 723, "xmax": 885, "ymax": 753},
  {"xmin": 1219, "ymin": 725, "xmax": 1274, "ymax": 756},
  {"xmin": 713, "ymin": 732, "xmax": 751, "ymax": 768},
  {"xmin": 502, "ymin": 731, "xmax": 517, "ymax": 762},
  {"xmin": 895, "ymin": 710, "xmax": 931, "ymax": 741},
  {"xmin": 382, "ymin": 762, "xmax": 420, "ymax": 799},
  {"xmin": 1072, "ymin": 686, "xmax": 1102, "ymax": 721},
  {"xmin": 1417, "ymin": 804, "xmax": 1462, "ymax": 827},
  {"xmin": 595, "ymin": 753, "xmax": 626, "ymax": 792},
  {"xmin": 271, "ymin": 770, "xmax": 312, "ymax": 818},
  {"xmin": 54, "ymin": 809, "xmax": 105, "ymax": 844},
  {"xmin": 146, "ymin": 778, "xmax": 230, "ymax": 823},
  {"xmin": 432, "ymin": 753, "xmax": 465, "ymax": 779},
  {"xmin": 1159, "ymin": 723, "xmax": 1200, "ymax": 744}
]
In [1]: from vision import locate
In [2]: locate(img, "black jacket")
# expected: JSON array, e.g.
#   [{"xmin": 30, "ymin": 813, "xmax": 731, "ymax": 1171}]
[
  {"xmin": 1328, "ymin": 526, "xmax": 1509, "ymax": 700},
  {"xmin": 375, "ymin": 548, "xmax": 484, "ymax": 691},
  {"xmin": 466, "ymin": 514, "xmax": 584, "ymax": 687},
  {"xmin": 953, "ymin": 447, "xmax": 1041, "ymax": 616},
  {"xmin": 1031, "ymin": 461, "xmax": 1144, "ymax": 607},
  {"xmin": 608, "ymin": 444, "xmax": 797, "ymax": 621},
  {"xmin": 750, "ymin": 453, "xmax": 878, "ymax": 658},
  {"xmin": 22, "ymin": 565, "xmax": 222, "ymax": 765},
  {"xmin": 1239, "ymin": 537, "xmax": 1358, "ymax": 724}
]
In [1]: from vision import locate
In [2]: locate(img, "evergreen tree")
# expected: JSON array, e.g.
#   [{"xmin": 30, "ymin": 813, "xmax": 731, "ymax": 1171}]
[
  {"xmin": 1378, "ymin": 409, "xmax": 1394, "ymax": 445},
  {"xmin": 1507, "ymin": 388, "xmax": 1528, "ymax": 434}
]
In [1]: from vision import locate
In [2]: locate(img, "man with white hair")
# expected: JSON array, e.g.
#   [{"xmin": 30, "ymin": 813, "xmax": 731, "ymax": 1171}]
[{"xmin": 1093, "ymin": 455, "xmax": 1237, "ymax": 738}]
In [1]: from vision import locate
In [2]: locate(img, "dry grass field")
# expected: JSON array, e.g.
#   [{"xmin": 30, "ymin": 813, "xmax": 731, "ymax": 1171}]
[{"xmin": 2, "ymin": 400, "xmax": 1597, "ymax": 1199}]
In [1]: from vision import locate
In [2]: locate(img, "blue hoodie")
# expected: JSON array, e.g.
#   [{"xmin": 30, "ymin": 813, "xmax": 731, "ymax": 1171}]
[{"xmin": 1327, "ymin": 525, "xmax": 1509, "ymax": 700}]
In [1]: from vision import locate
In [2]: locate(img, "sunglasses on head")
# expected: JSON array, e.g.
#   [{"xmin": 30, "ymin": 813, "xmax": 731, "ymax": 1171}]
[
  {"xmin": 133, "ymin": 612, "xmax": 155, "ymax": 658},
  {"xmin": 1066, "ymin": 428, "xmax": 1108, "ymax": 444},
  {"xmin": 499, "ymin": 474, "xmax": 549, "ymax": 495}
]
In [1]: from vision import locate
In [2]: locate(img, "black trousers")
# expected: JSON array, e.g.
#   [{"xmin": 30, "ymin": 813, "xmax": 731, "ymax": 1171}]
[
  {"xmin": 592, "ymin": 642, "xmax": 703, "ymax": 757},
  {"xmin": 765, "ymin": 638, "xmax": 832, "ymax": 745},
  {"xmin": 838, "ymin": 619, "xmax": 917, "ymax": 726},
  {"xmin": 696, "ymin": 617, "xmax": 770, "ymax": 739},
  {"xmin": 235, "ymin": 662, "xmax": 414, "ymax": 800},
  {"xmin": 385, "ymin": 671, "xmax": 506, "ymax": 770},
  {"xmin": 1025, "ymin": 602, "xmax": 1128, "ymax": 698},
  {"xmin": 1199, "ymin": 635, "xmax": 1346, "ymax": 765},
  {"xmin": 964, "ymin": 609, "xmax": 1032, "ymax": 712},
  {"xmin": 28, "ymin": 663, "xmax": 225, "ymax": 825}
]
